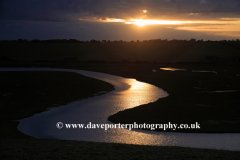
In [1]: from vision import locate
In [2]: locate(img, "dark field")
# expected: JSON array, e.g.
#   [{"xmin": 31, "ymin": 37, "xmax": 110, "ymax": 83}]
[
  {"xmin": 1, "ymin": 41, "xmax": 240, "ymax": 159},
  {"xmin": 1, "ymin": 41, "xmax": 240, "ymax": 64},
  {"xmin": 2, "ymin": 138, "xmax": 240, "ymax": 160}
]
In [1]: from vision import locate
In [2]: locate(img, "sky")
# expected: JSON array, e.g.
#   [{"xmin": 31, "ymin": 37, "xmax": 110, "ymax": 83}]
[{"xmin": 1, "ymin": 0, "xmax": 240, "ymax": 41}]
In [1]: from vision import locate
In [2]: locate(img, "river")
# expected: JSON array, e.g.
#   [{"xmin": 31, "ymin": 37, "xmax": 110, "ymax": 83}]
[{"xmin": 1, "ymin": 68, "xmax": 239, "ymax": 151}]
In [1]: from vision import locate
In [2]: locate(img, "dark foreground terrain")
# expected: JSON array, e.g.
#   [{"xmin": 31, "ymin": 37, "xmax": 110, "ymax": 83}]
[{"xmin": 2, "ymin": 138, "xmax": 240, "ymax": 160}]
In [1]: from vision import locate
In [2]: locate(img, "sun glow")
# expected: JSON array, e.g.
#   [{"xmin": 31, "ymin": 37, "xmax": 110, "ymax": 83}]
[
  {"xmin": 102, "ymin": 18, "xmax": 196, "ymax": 26},
  {"xmin": 101, "ymin": 18, "xmax": 221, "ymax": 27},
  {"xmin": 105, "ymin": 18, "xmax": 125, "ymax": 22},
  {"xmin": 125, "ymin": 19, "xmax": 194, "ymax": 27},
  {"xmin": 100, "ymin": 18, "xmax": 240, "ymax": 36}
]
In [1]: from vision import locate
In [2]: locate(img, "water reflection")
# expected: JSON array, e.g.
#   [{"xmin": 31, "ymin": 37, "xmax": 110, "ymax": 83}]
[
  {"xmin": 192, "ymin": 70, "xmax": 217, "ymax": 73},
  {"xmin": 160, "ymin": 68, "xmax": 218, "ymax": 74},
  {"xmin": 197, "ymin": 90, "xmax": 238, "ymax": 93},
  {"xmin": 1, "ymin": 68, "xmax": 240, "ymax": 151},
  {"xmin": 160, "ymin": 67, "xmax": 186, "ymax": 71},
  {"xmin": 209, "ymin": 90, "xmax": 238, "ymax": 93}
]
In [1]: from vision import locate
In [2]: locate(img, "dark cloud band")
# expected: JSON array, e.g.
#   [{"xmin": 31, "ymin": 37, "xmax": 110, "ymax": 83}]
[{"xmin": 1, "ymin": 0, "xmax": 240, "ymax": 21}]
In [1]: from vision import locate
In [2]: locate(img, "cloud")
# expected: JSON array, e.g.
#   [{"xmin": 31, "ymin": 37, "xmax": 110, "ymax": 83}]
[
  {"xmin": 1, "ymin": 0, "xmax": 240, "ymax": 22},
  {"xmin": 0, "ymin": 20, "xmax": 233, "ymax": 41}
]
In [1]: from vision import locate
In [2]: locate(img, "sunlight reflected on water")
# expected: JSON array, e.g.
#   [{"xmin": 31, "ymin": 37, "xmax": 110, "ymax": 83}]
[
  {"xmin": 1, "ymin": 68, "xmax": 240, "ymax": 151},
  {"xmin": 160, "ymin": 67, "xmax": 186, "ymax": 71}
]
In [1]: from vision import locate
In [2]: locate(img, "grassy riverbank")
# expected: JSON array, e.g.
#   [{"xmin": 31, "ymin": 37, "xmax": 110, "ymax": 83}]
[
  {"xmin": 2, "ymin": 138, "xmax": 240, "ymax": 160},
  {"xmin": 1, "ymin": 67, "xmax": 240, "ymax": 159}
]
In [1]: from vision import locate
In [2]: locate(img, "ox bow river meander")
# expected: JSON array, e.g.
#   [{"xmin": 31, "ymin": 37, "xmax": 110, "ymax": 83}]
[{"xmin": 0, "ymin": 68, "xmax": 239, "ymax": 151}]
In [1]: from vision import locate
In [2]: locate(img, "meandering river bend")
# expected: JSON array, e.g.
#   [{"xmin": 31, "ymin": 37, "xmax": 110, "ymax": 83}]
[{"xmin": 1, "ymin": 68, "xmax": 239, "ymax": 151}]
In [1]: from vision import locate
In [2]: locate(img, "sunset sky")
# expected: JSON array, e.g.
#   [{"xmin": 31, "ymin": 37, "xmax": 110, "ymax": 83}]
[{"xmin": 1, "ymin": 0, "xmax": 240, "ymax": 41}]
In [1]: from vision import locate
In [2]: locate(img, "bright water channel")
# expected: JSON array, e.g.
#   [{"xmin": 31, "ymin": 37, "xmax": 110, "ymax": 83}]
[{"xmin": 1, "ymin": 68, "xmax": 239, "ymax": 151}]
